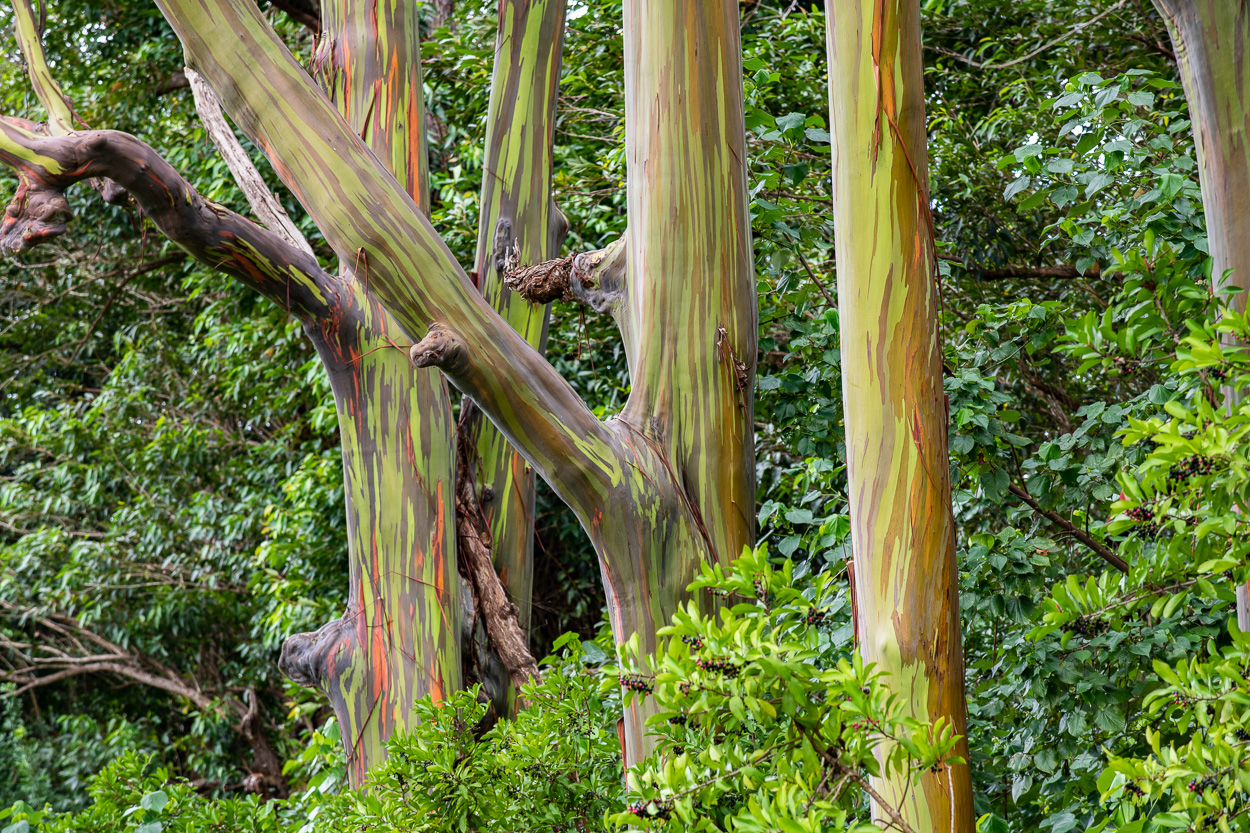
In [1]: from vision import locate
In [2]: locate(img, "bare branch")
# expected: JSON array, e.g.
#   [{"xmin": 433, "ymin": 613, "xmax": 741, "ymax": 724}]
[
  {"xmin": 926, "ymin": 0, "xmax": 1129, "ymax": 70},
  {"xmin": 186, "ymin": 68, "xmax": 313, "ymax": 257},
  {"xmin": 0, "ymin": 118, "xmax": 338, "ymax": 319},
  {"xmin": 1008, "ymin": 482, "xmax": 1129, "ymax": 573},
  {"xmin": 938, "ymin": 254, "xmax": 1101, "ymax": 281}
]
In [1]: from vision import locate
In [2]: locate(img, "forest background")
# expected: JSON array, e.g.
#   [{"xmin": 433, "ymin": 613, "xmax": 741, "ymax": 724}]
[{"xmin": 0, "ymin": 0, "xmax": 1246, "ymax": 831}]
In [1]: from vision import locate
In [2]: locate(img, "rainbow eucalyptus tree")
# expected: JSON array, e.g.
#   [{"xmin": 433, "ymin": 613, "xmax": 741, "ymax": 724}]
[
  {"xmin": 0, "ymin": 0, "xmax": 754, "ymax": 777},
  {"xmin": 826, "ymin": 0, "xmax": 974, "ymax": 830},
  {"xmin": 1, "ymin": 0, "xmax": 560, "ymax": 784},
  {"xmin": 1148, "ymin": 0, "xmax": 1250, "ymax": 626}
]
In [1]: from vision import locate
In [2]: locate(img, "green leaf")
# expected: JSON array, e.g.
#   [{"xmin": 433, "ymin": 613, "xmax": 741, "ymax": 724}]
[{"xmin": 776, "ymin": 112, "xmax": 806, "ymax": 132}]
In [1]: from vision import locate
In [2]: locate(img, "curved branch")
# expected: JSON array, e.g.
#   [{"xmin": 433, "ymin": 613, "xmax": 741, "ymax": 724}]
[{"xmin": 0, "ymin": 118, "xmax": 338, "ymax": 320}]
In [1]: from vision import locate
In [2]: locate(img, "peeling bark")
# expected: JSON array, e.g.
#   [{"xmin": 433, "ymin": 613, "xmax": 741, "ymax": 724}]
[{"xmin": 826, "ymin": 0, "xmax": 974, "ymax": 830}]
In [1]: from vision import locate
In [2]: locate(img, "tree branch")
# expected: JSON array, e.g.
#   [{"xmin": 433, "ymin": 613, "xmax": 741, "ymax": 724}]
[
  {"xmin": 1008, "ymin": 482, "xmax": 1129, "ymax": 573},
  {"xmin": 938, "ymin": 254, "xmax": 1101, "ymax": 280},
  {"xmin": 0, "ymin": 602, "xmax": 289, "ymax": 793},
  {"xmin": 0, "ymin": 118, "xmax": 338, "ymax": 320},
  {"xmin": 926, "ymin": 0, "xmax": 1129, "ymax": 70},
  {"xmin": 185, "ymin": 68, "xmax": 313, "ymax": 257},
  {"xmin": 11, "ymin": 0, "xmax": 75, "ymax": 135}
]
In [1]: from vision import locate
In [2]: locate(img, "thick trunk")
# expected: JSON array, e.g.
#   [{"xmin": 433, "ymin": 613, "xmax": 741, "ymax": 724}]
[
  {"xmin": 460, "ymin": 0, "xmax": 568, "ymax": 711},
  {"xmin": 278, "ymin": 298, "xmax": 462, "ymax": 785},
  {"xmin": 826, "ymin": 1, "xmax": 974, "ymax": 831},
  {"xmin": 1150, "ymin": 0, "xmax": 1250, "ymax": 626}
]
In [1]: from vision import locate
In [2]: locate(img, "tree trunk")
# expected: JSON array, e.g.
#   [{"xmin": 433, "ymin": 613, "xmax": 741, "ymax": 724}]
[
  {"xmin": 608, "ymin": 0, "xmax": 756, "ymax": 763},
  {"xmin": 272, "ymin": 0, "xmax": 466, "ymax": 785},
  {"xmin": 1150, "ymin": 0, "xmax": 1250, "ymax": 628},
  {"xmin": 825, "ymin": 1, "xmax": 975, "ymax": 831},
  {"xmin": 459, "ymin": 0, "xmax": 568, "ymax": 713}
]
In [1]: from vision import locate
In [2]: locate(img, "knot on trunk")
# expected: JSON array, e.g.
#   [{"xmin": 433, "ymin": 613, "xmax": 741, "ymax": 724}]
[
  {"xmin": 503, "ymin": 255, "xmax": 578, "ymax": 304},
  {"xmin": 409, "ymin": 324, "xmax": 466, "ymax": 371},
  {"xmin": 278, "ymin": 617, "xmax": 353, "ymax": 689},
  {"xmin": 1, "ymin": 177, "xmax": 72, "ymax": 254}
]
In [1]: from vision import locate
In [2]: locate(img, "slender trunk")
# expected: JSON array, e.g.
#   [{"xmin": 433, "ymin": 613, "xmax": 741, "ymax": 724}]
[
  {"xmin": 278, "ymin": 0, "xmax": 462, "ymax": 785},
  {"xmin": 1150, "ymin": 0, "xmax": 1250, "ymax": 625},
  {"xmin": 826, "ymin": 1, "xmax": 974, "ymax": 830},
  {"xmin": 461, "ymin": 0, "xmax": 569, "ymax": 713},
  {"xmin": 608, "ymin": 0, "xmax": 757, "ymax": 763}
]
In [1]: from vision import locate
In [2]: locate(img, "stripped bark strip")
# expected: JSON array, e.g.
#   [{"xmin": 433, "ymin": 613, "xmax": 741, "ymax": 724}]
[
  {"xmin": 826, "ymin": 1, "xmax": 975, "ymax": 830},
  {"xmin": 185, "ymin": 68, "xmax": 314, "ymax": 256}
]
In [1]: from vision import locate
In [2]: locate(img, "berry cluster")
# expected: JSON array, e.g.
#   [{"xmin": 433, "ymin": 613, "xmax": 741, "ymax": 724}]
[
  {"xmin": 1187, "ymin": 775, "xmax": 1218, "ymax": 795},
  {"xmin": 1113, "ymin": 356, "xmax": 1134, "ymax": 375},
  {"xmin": 678, "ymin": 680, "xmax": 693, "ymax": 696},
  {"xmin": 1126, "ymin": 505, "xmax": 1154, "ymax": 523},
  {"xmin": 620, "ymin": 674, "xmax": 654, "ymax": 694},
  {"xmin": 1209, "ymin": 367, "xmax": 1228, "ymax": 383},
  {"xmin": 626, "ymin": 800, "xmax": 673, "ymax": 822},
  {"xmin": 803, "ymin": 607, "xmax": 828, "ymax": 626},
  {"xmin": 1135, "ymin": 521, "xmax": 1160, "ymax": 539},
  {"xmin": 1063, "ymin": 616, "xmax": 1109, "ymax": 638},
  {"xmin": 667, "ymin": 714, "xmax": 688, "ymax": 726},
  {"xmin": 1198, "ymin": 810, "xmax": 1226, "ymax": 831},
  {"xmin": 682, "ymin": 634, "xmax": 705, "ymax": 650},
  {"xmin": 1123, "ymin": 782, "xmax": 1145, "ymax": 798},
  {"xmin": 1170, "ymin": 454, "xmax": 1216, "ymax": 481},
  {"xmin": 1173, "ymin": 692, "xmax": 1191, "ymax": 708},
  {"xmin": 695, "ymin": 657, "xmax": 741, "ymax": 677},
  {"xmin": 752, "ymin": 573, "xmax": 766, "ymax": 597},
  {"xmin": 1235, "ymin": 728, "xmax": 1250, "ymax": 743}
]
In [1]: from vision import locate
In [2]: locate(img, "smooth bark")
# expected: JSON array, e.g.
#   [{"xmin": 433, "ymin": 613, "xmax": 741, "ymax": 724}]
[
  {"xmin": 826, "ymin": 1, "xmax": 974, "ymax": 830},
  {"xmin": 1150, "ymin": 0, "xmax": 1250, "ymax": 625}
]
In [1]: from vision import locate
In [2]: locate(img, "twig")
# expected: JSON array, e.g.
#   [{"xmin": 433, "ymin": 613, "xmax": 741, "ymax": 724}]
[{"xmin": 1008, "ymin": 482, "xmax": 1129, "ymax": 572}]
